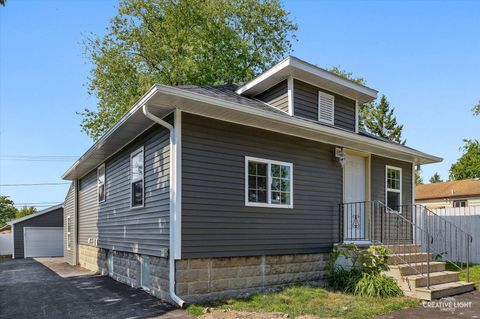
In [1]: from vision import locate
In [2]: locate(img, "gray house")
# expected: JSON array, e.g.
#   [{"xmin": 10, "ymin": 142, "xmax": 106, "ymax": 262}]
[
  {"xmin": 9, "ymin": 204, "xmax": 63, "ymax": 259},
  {"xmin": 62, "ymin": 56, "xmax": 472, "ymax": 304}
]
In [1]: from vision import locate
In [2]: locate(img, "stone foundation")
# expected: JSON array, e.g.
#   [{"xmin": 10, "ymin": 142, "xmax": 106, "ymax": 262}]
[
  {"xmin": 176, "ymin": 253, "xmax": 329, "ymax": 303},
  {"xmin": 78, "ymin": 244, "xmax": 170, "ymax": 301}
]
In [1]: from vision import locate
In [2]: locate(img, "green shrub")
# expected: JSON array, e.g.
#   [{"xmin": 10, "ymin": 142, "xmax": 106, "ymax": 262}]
[
  {"xmin": 354, "ymin": 273, "xmax": 403, "ymax": 297},
  {"xmin": 326, "ymin": 243, "xmax": 402, "ymax": 298}
]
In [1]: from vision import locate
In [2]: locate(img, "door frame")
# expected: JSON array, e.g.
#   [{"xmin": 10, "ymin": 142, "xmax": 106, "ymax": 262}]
[
  {"xmin": 23, "ymin": 227, "xmax": 64, "ymax": 258},
  {"xmin": 342, "ymin": 149, "xmax": 371, "ymax": 242}
]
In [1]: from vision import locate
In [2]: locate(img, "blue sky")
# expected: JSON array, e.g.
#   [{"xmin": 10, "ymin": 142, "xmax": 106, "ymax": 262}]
[{"xmin": 0, "ymin": 0, "xmax": 478, "ymax": 208}]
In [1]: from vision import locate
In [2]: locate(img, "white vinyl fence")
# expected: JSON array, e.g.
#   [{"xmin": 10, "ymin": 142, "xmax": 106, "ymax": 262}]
[
  {"xmin": 0, "ymin": 233, "xmax": 12, "ymax": 255},
  {"xmin": 430, "ymin": 206, "xmax": 480, "ymax": 264}
]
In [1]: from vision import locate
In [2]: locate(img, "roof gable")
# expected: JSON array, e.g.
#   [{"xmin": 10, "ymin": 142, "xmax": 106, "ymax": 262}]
[{"xmin": 416, "ymin": 179, "xmax": 480, "ymax": 200}]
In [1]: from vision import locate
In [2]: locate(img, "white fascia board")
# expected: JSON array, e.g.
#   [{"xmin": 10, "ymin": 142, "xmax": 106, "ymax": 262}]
[
  {"xmin": 8, "ymin": 204, "xmax": 63, "ymax": 225},
  {"xmin": 62, "ymin": 85, "xmax": 162, "ymax": 180},
  {"xmin": 154, "ymin": 85, "xmax": 442, "ymax": 164},
  {"xmin": 236, "ymin": 56, "xmax": 378, "ymax": 100}
]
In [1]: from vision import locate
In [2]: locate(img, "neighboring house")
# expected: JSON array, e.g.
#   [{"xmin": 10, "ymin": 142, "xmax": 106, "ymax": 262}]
[
  {"xmin": 0, "ymin": 225, "xmax": 11, "ymax": 234},
  {"xmin": 416, "ymin": 179, "xmax": 480, "ymax": 209},
  {"xmin": 8, "ymin": 204, "xmax": 64, "ymax": 259},
  {"xmin": 62, "ymin": 56, "xmax": 445, "ymax": 304}
]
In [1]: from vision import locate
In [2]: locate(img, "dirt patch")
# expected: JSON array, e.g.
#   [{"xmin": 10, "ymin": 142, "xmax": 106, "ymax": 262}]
[{"xmin": 198, "ymin": 309, "xmax": 329, "ymax": 319}]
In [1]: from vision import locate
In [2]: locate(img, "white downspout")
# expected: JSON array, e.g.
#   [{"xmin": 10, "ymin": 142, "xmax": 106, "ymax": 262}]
[{"xmin": 142, "ymin": 104, "xmax": 185, "ymax": 307}]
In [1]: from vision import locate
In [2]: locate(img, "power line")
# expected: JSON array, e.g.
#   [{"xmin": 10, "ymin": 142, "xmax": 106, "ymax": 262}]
[
  {"xmin": 0, "ymin": 155, "xmax": 77, "ymax": 162},
  {"xmin": 0, "ymin": 182, "xmax": 70, "ymax": 187},
  {"xmin": 13, "ymin": 202, "xmax": 62, "ymax": 206}
]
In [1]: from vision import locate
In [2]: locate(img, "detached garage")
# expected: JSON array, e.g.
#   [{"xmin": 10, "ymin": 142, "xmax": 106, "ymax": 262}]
[{"xmin": 9, "ymin": 204, "xmax": 64, "ymax": 259}]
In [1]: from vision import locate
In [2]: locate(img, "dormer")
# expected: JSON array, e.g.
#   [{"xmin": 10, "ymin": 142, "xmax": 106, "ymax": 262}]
[{"xmin": 236, "ymin": 56, "xmax": 378, "ymax": 132}]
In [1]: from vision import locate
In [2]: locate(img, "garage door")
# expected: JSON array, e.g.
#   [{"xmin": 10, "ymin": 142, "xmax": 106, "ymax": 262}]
[{"xmin": 24, "ymin": 227, "xmax": 63, "ymax": 258}]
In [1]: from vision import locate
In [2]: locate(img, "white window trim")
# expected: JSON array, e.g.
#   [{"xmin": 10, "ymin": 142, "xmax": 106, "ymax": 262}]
[
  {"xmin": 66, "ymin": 215, "xmax": 71, "ymax": 251},
  {"xmin": 318, "ymin": 91, "xmax": 335, "ymax": 125},
  {"xmin": 245, "ymin": 156, "xmax": 293, "ymax": 209},
  {"xmin": 97, "ymin": 163, "xmax": 106, "ymax": 203},
  {"xmin": 130, "ymin": 146, "xmax": 145, "ymax": 209},
  {"xmin": 385, "ymin": 165, "xmax": 402, "ymax": 211}
]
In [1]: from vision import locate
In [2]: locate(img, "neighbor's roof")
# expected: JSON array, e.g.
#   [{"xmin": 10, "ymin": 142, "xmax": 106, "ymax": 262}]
[
  {"xmin": 63, "ymin": 57, "xmax": 442, "ymax": 180},
  {"xmin": 416, "ymin": 179, "xmax": 480, "ymax": 200},
  {"xmin": 8, "ymin": 204, "xmax": 63, "ymax": 226}
]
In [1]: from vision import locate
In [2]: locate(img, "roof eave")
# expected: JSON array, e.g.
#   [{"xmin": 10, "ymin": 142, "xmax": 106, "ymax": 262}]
[{"xmin": 236, "ymin": 56, "xmax": 378, "ymax": 103}]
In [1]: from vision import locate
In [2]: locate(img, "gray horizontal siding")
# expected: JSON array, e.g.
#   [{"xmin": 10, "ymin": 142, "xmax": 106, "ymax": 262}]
[
  {"xmin": 13, "ymin": 207, "xmax": 63, "ymax": 258},
  {"xmin": 181, "ymin": 113, "xmax": 343, "ymax": 259},
  {"xmin": 63, "ymin": 183, "xmax": 76, "ymax": 264},
  {"xmin": 77, "ymin": 124, "xmax": 170, "ymax": 257},
  {"xmin": 371, "ymin": 155, "xmax": 413, "ymax": 205},
  {"xmin": 255, "ymin": 80, "xmax": 289, "ymax": 113},
  {"xmin": 293, "ymin": 79, "xmax": 356, "ymax": 131},
  {"xmin": 371, "ymin": 156, "xmax": 413, "ymax": 244}
]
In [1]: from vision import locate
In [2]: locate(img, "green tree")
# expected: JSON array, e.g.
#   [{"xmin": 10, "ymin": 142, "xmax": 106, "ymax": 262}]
[
  {"xmin": 472, "ymin": 101, "xmax": 480, "ymax": 116},
  {"xmin": 449, "ymin": 139, "xmax": 480, "ymax": 180},
  {"xmin": 81, "ymin": 0, "xmax": 297, "ymax": 140},
  {"xmin": 0, "ymin": 0, "xmax": 6, "ymax": 7},
  {"xmin": 0, "ymin": 196, "xmax": 17, "ymax": 227},
  {"xmin": 328, "ymin": 67, "xmax": 404, "ymax": 143},
  {"xmin": 415, "ymin": 170, "xmax": 424, "ymax": 185},
  {"xmin": 15, "ymin": 206, "xmax": 37, "ymax": 219},
  {"xmin": 429, "ymin": 172, "xmax": 443, "ymax": 183},
  {"xmin": 363, "ymin": 95, "xmax": 405, "ymax": 144}
]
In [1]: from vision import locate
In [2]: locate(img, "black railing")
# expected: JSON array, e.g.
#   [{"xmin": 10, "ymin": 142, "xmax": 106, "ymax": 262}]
[{"xmin": 339, "ymin": 201, "xmax": 473, "ymax": 288}]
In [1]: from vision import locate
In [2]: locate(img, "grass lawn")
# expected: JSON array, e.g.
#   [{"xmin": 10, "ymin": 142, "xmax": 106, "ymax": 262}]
[
  {"xmin": 446, "ymin": 263, "xmax": 480, "ymax": 289},
  {"xmin": 187, "ymin": 286, "xmax": 418, "ymax": 319}
]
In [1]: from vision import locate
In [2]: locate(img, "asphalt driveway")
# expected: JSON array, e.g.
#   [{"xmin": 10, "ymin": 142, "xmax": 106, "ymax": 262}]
[{"xmin": 0, "ymin": 258, "xmax": 192, "ymax": 319}]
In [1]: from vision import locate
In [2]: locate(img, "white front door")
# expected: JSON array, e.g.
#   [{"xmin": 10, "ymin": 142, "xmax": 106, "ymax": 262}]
[
  {"xmin": 344, "ymin": 154, "xmax": 366, "ymax": 240},
  {"xmin": 24, "ymin": 227, "xmax": 64, "ymax": 258}
]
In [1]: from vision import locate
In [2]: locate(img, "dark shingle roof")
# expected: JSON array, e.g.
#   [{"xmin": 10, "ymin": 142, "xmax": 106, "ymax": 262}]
[{"xmin": 178, "ymin": 84, "xmax": 287, "ymax": 115}]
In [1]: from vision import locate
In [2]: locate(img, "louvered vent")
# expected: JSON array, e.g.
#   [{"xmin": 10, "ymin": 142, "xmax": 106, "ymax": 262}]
[{"xmin": 318, "ymin": 92, "xmax": 335, "ymax": 124}]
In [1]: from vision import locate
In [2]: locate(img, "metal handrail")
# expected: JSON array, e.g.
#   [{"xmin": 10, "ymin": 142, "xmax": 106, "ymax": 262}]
[{"xmin": 339, "ymin": 200, "xmax": 472, "ymax": 289}]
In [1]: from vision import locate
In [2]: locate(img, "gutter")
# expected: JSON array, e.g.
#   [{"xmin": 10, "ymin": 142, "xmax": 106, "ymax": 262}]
[{"xmin": 142, "ymin": 104, "xmax": 185, "ymax": 308}]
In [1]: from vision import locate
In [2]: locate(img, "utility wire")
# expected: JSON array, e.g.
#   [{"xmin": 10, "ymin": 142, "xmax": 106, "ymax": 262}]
[{"xmin": 0, "ymin": 182, "xmax": 70, "ymax": 187}]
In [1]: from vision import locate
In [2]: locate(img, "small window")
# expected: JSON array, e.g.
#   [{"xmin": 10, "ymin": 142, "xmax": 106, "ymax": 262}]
[
  {"xmin": 386, "ymin": 166, "xmax": 402, "ymax": 211},
  {"xmin": 318, "ymin": 91, "xmax": 335, "ymax": 124},
  {"xmin": 453, "ymin": 200, "xmax": 467, "ymax": 208},
  {"xmin": 66, "ymin": 216, "xmax": 72, "ymax": 251},
  {"xmin": 130, "ymin": 147, "xmax": 144, "ymax": 208},
  {"xmin": 246, "ymin": 157, "xmax": 293, "ymax": 208},
  {"xmin": 97, "ymin": 164, "xmax": 106, "ymax": 203}
]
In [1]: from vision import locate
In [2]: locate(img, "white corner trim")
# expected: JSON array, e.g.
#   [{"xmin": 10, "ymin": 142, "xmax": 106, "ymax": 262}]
[
  {"xmin": 355, "ymin": 100, "xmax": 359, "ymax": 133},
  {"xmin": 244, "ymin": 156, "xmax": 294, "ymax": 209},
  {"xmin": 287, "ymin": 76, "xmax": 294, "ymax": 116},
  {"xmin": 173, "ymin": 109, "xmax": 182, "ymax": 260},
  {"xmin": 412, "ymin": 162, "xmax": 416, "ymax": 206},
  {"xmin": 11, "ymin": 224, "xmax": 15, "ymax": 259}
]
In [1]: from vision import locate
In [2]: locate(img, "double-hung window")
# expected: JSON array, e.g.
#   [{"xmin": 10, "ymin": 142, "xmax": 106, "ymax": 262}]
[
  {"xmin": 245, "ymin": 156, "xmax": 293, "ymax": 208},
  {"xmin": 97, "ymin": 164, "xmax": 106, "ymax": 203},
  {"xmin": 66, "ymin": 215, "xmax": 72, "ymax": 251},
  {"xmin": 131, "ymin": 147, "xmax": 144, "ymax": 208},
  {"xmin": 386, "ymin": 166, "xmax": 402, "ymax": 211}
]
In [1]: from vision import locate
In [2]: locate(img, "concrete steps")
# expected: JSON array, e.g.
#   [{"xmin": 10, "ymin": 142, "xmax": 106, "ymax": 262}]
[{"xmin": 381, "ymin": 244, "xmax": 475, "ymax": 300}]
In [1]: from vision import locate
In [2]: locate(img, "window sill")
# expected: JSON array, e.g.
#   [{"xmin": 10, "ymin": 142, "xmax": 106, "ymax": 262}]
[{"xmin": 245, "ymin": 202, "xmax": 293, "ymax": 209}]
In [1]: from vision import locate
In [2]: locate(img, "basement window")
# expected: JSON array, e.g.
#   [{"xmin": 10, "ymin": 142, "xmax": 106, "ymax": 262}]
[
  {"xmin": 97, "ymin": 164, "xmax": 106, "ymax": 203},
  {"xmin": 130, "ymin": 147, "xmax": 144, "ymax": 208},
  {"xmin": 386, "ymin": 166, "xmax": 402, "ymax": 211},
  {"xmin": 245, "ymin": 156, "xmax": 293, "ymax": 208}
]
